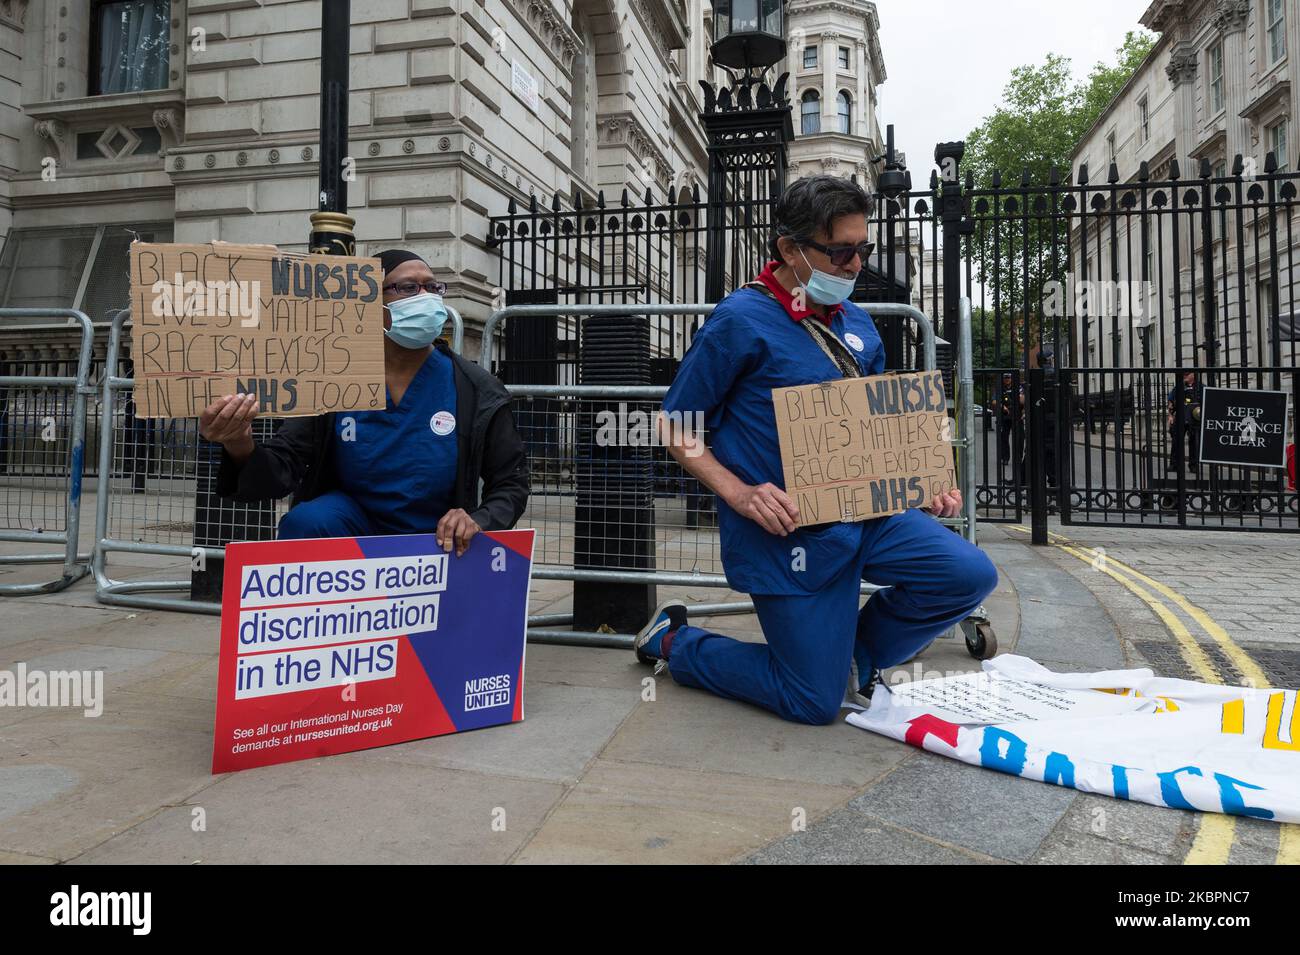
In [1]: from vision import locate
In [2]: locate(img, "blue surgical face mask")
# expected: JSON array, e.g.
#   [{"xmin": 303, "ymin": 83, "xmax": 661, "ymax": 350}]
[
  {"xmin": 797, "ymin": 247, "xmax": 857, "ymax": 306},
  {"xmin": 384, "ymin": 292, "xmax": 448, "ymax": 349}
]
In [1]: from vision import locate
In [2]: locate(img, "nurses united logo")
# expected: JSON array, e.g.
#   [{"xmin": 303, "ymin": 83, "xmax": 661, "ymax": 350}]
[
  {"xmin": 844, "ymin": 332, "xmax": 865, "ymax": 352},
  {"xmin": 430, "ymin": 411, "xmax": 456, "ymax": 435}
]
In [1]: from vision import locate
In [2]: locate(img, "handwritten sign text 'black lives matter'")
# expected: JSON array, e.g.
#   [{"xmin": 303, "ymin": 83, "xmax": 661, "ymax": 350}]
[
  {"xmin": 773, "ymin": 371, "xmax": 956, "ymax": 527},
  {"xmin": 128, "ymin": 242, "xmax": 387, "ymax": 418}
]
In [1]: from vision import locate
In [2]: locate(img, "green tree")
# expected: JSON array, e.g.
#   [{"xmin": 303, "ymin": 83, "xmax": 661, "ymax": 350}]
[{"xmin": 962, "ymin": 31, "xmax": 1156, "ymax": 364}]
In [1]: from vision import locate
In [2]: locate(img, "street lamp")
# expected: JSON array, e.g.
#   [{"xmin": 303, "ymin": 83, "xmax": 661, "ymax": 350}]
[
  {"xmin": 699, "ymin": 1, "xmax": 791, "ymax": 303},
  {"xmin": 711, "ymin": 0, "xmax": 785, "ymax": 73}
]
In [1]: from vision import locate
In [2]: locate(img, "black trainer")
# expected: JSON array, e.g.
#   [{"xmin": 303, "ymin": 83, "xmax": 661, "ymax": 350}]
[{"xmin": 854, "ymin": 667, "xmax": 890, "ymax": 707}]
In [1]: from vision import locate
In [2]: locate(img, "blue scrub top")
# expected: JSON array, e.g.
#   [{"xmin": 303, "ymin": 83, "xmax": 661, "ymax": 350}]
[
  {"xmin": 333, "ymin": 347, "xmax": 460, "ymax": 534},
  {"xmin": 662, "ymin": 288, "xmax": 886, "ymax": 595}
]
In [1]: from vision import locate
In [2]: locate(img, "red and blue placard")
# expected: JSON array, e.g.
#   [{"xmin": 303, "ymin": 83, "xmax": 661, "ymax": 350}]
[{"xmin": 212, "ymin": 529, "xmax": 535, "ymax": 773}]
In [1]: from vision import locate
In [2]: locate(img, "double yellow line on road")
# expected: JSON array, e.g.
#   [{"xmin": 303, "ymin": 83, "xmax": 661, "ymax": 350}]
[{"xmin": 1008, "ymin": 525, "xmax": 1298, "ymax": 865}]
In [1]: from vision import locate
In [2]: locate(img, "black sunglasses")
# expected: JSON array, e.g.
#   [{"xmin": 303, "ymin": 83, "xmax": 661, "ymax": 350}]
[
  {"xmin": 802, "ymin": 239, "xmax": 875, "ymax": 269},
  {"xmin": 384, "ymin": 280, "xmax": 448, "ymax": 297}
]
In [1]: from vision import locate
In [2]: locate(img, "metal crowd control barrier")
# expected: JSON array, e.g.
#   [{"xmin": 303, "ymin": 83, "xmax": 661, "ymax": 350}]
[
  {"xmin": 956, "ymin": 296, "xmax": 977, "ymax": 543},
  {"xmin": 87, "ymin": 298, "xmax": 990, "ymax": 659},
  {"xmin": 0, "ymin": 309, "xmax": 95, "ymax": 595},
  {"xmin": 444, "ymin": 304, "xmax": 465, "ymax": 356},
  {"xmin": 93, "ymin": 309, "xmax": 220, "ymax": 613},
  {"xmin": 480, "ymin": 301, "xmax": 988, "ymax": 649},
  {"xmin": 91, "ymin": 306, "xmax": 466, "ymax": 613}
]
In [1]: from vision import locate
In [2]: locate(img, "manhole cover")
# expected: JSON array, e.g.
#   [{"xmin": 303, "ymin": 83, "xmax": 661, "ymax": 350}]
[
  {"xmin": 1132, "ymin": 640, "xmax": 1300, "ymax": 688},
  {"xmin": 1238, "ymin": 645, "xmax": 1300, "ymax": 688}
]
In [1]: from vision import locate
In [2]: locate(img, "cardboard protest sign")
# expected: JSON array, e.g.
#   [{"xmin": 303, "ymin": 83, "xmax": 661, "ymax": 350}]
[
  {"xmin": 212, "ymin": 529, "xmax": 535, "ymax": 773},
  {"xmin": 1199, "ymin": 386, "xmax": 1291, "ymax": 468},
  {"xmin": 773, "ymin": 370, "xmax": 955, "ymax": 527},
  {"xmin": 128, "ymin": 241, "xmax": 387, "ymax": 418}
]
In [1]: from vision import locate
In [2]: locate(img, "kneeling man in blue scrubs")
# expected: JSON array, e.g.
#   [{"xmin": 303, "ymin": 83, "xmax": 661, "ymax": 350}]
[{"xmin": 636, "ymin": 176, "xmax": 998, "ymax": 725}]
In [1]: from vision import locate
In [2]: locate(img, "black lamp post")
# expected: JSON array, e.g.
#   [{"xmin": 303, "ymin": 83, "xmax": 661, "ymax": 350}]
[
  {"xmin": 310, "ymin": 0, "xmax": 354, "ymax": 254},
  {"xmin": 190, "ymin": 0, "xmax": 356, "ymax": 602},
  {"xmin": 710, "ymin": 0, "xmax": 785, "ymax": 73},
  {"xmin": 700, "ymin": 1, "xmax": 791, "ymax": 303}
]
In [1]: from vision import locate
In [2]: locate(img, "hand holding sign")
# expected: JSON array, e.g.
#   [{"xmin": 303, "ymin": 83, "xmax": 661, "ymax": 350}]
[
  {"xmin": 728, "ymin": 482, "xmax": 801, "ymax": 537},
  {"xmin": 199, "ymin": 393, "xmax": 261, "ymax": 445},
  {"xmin": 928, "ymin": 487, "xmax": 963, "ymax": 519},
  {"xmin": 435, "ymin": 508, "xmax": 482, "ymax": 557}
]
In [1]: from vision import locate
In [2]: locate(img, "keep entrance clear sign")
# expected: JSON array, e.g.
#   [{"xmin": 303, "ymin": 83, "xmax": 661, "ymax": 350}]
[
  {"xmin": 1199, "ymin": 386, "xmax": 1291, "ymax": 468},
  {"xmin": 773, "ymin": 370, "xmax": 956, "ymax": 527}
]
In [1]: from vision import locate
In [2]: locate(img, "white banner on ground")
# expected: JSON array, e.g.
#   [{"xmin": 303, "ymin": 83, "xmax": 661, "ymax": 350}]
[{"xmin": 847, "ymin": 655, "xmax": 1300, "ymax": 823}]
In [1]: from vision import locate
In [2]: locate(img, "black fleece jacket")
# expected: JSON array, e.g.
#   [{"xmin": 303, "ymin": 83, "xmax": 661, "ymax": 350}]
[{"xmin": 215, "ymin": 340, "xmax": 529, "ymax": 532}]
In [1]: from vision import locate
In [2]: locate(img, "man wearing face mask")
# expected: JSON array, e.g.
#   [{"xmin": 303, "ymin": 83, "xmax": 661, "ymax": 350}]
[
  {"xmin": 637, "ymin": 176, "xmax": 998, "ymax": 725},
  {"xmin": 199, "ymin": 249, "xmax": 528, "ymax": 555}
]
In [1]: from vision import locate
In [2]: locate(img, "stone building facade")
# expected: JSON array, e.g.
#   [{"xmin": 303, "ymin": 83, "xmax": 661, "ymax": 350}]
[
  {"xmin": 1070, "ymin": 0, "xmax": 1300, "ymax": 370},
  {"xmin": 781, "ymin": 0, "xmax": 884, "ymax": 189},
  {"xmin": 0, "ymin": 0, "xmax": 734, "ymax": 354},
  {"xmin": 0, "ymin": 0, "xmax": 894, "ymax": 354}
]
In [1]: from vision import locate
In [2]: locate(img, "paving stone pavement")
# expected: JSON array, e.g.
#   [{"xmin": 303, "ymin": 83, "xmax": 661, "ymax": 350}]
[{"xmin": 0, "ymin": 512, "xmax": 1296, "ymax": 864}]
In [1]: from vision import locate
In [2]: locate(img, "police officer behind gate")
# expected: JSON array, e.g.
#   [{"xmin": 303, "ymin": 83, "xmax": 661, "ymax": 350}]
[
  {"xmin": 633, "ymin": 175, "xmax": 999, "ymax": 725},
  {"xmin": 996, "ymin": 372, "xmax": 1023, "ymax": 479},
  {"xmin": 1166, "ymin": 370, "xmax": 1203, "ymax": 473}
]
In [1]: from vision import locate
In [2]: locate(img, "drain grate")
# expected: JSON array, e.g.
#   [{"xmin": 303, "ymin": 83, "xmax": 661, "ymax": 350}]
[
  {"xmin": 1132, "ymin": 639, "xmax": 1300, "ymax": 688},
  {"xmin": 1238, "ymin": 646, "xmax": 1300, "ymax": 688}
]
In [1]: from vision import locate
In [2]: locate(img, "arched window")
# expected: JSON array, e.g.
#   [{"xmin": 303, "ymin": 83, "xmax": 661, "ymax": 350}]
[
  {"xmin": 801, "ymin": 90, "xmax": 820, "ymax": 135},
  {"xmin": 837, "ymin": 90, "xmax": 852, "ymax": 135}
]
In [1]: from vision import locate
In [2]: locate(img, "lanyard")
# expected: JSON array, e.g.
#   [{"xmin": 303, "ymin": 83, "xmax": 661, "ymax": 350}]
[{"xmin": 743, "ymin": 282, "xmax": 862, "ymax": 379}]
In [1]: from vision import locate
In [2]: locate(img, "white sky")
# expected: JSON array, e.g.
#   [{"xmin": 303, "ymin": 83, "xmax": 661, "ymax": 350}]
[{"xmin": 875, "ymin": 0, "xmax": 1154, "ymax": 184}]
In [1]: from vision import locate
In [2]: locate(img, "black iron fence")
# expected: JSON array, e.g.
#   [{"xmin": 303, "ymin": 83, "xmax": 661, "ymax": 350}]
[
  {"xmin": 486, "ymin": 144, "xmax": 1300, "ymax": 535},
  {"xmin": 487, "ymin": 186, "xmax": 765, "ymax": 388}
]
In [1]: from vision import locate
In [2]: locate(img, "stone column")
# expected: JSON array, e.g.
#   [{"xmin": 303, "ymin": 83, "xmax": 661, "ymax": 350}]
[
  {"xmin": 1167, "ymin": 41, "xmax": 1198, "ymax": 164},
  {"xmin": 1217, "ymin": 0, "xmax": 1251, "ymax": 165},
  {"xmin": 822, "ymin": 31, "xmax": 837, "ymax": 127},
  {"xmin": 855, "ymin": 39, "xmax": 867, "ymax": 139},
  {"xmin": 1165, "ymin": 40, "xmax": 1199, "ymax": 366},
  {"xmin": 787, "ymin": 31, "xmax": 797, "ymax": 121},
  {"xmin": 1290, "ymin": 0, "xmax": 1300, "ymax": 159}
]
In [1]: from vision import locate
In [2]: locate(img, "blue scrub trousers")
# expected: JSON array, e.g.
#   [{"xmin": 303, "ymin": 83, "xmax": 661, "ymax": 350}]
[
  {"xmin": 666, "ymin": 509, "xmax": 998, "ymax": 726},
  {"xmin": 277, "ymin": 490, "xmax": 378, "ymax": 539}
]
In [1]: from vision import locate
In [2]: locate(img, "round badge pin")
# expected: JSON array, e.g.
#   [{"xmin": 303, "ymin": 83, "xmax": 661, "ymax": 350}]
[
  {"xmin": 844, "ymin": 332, "xmax": 865, "ymax": 352},
  {"xmin": 430, "ymin": 411, "xmax": 456, "ymax": 435}
]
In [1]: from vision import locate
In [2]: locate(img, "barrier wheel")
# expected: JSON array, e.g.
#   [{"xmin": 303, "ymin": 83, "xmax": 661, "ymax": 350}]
[{"xmin": 963, "ymin": 620, "xmax": 997, "ymax": 660}]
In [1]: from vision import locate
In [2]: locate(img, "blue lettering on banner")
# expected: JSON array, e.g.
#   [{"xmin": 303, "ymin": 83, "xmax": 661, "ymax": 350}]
[
  {"xmin": 978, "ymin": 727, "xmax": 1028, "ymax": 775},
  {"xmin": 1213, "ymin": 773, "xmax": 1274, "ymax": 820},
  {"xmin": 1043, "ymin": 751, "xmax": 1076, "ymax": 789},
  {"xmin": 954, "ymin": 724, "xmax": 1279, "ymax": 820},
  {"xmin": 1111, "ymin": 765, "xmax": 1132, "ymax": 800},
  {"xmin": 1157, "ymin": 765, "xmax": 1203, "ymax": 811}
]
